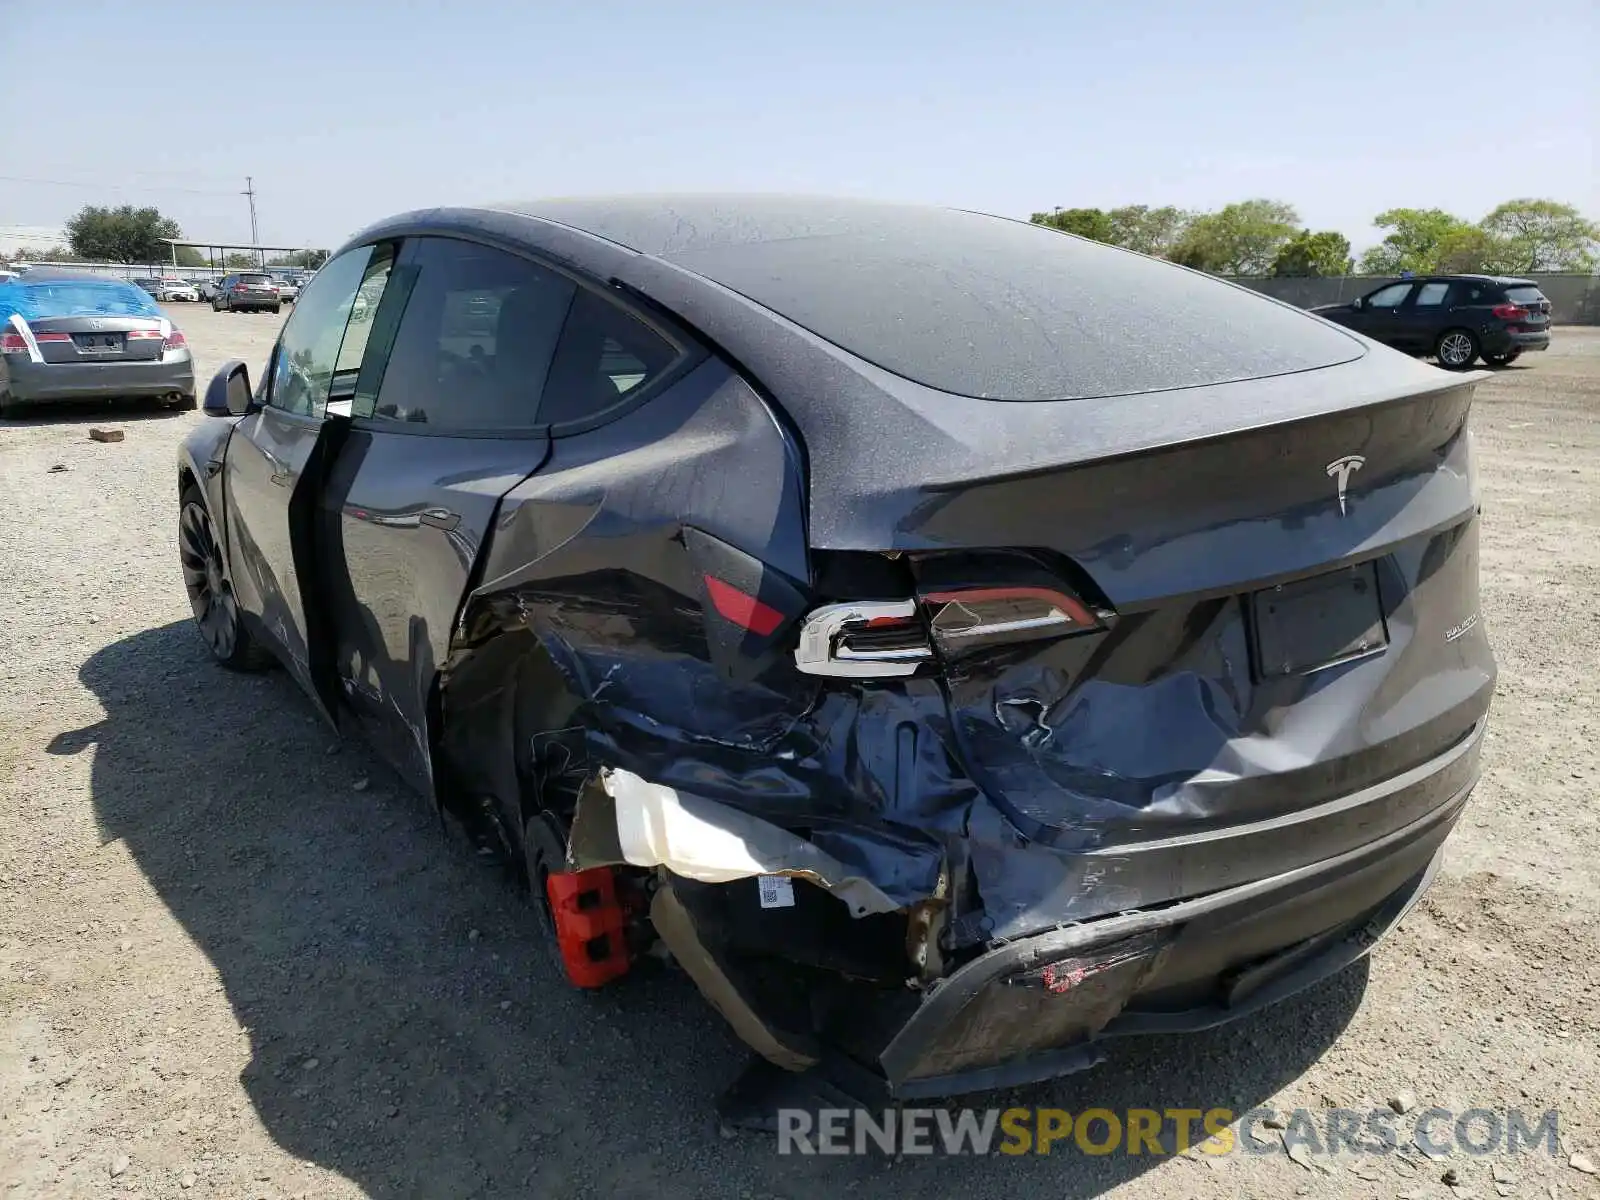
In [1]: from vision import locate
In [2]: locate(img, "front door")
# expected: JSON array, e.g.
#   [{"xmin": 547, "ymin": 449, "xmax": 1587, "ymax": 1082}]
[
  {"xmin": 1349, "ymin": 281, "xmax": 1414, "ymax": 347},
  {"xmin": 221, "ymin": 242, "xmax": 396, "ymax": 726},
  {"xmin": 318, "ymin": 236, "xmax": 574, "ymax": 791}
]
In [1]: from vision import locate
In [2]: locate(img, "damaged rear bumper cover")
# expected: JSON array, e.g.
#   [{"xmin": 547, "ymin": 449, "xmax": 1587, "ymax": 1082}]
[{"xmin": 571, "ymin": 745, "xmax": 1474, "ymax": 1099}]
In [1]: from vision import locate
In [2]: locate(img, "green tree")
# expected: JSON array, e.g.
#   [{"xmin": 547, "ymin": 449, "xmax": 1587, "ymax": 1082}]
[
  {"xmin": 65, "ymin": 205, "xmax": 184, "ymax": 264},
  {"xmin": 1168, "ymin": 199, "xmax": 1299, "ymax": 275},
  {"xmin": 1357, "ymin": 208, "xmax": 1476, "ymax": 274},
  {"xmin": 1479, "ymin": 199, "xmax": 1599, "ymax": 272},
  {"xmin": 1106, "ymin": 205, "xmax": 1189, "ymax": 257},
  {"xmin": 1271, "ymin": 229, "xmax": 1354, "ymax": 276},
  {"xmin": 1029, "ymin": 207, "xmax": 1115, "ymax": 242},
  {"xmin": 223, "ymin": 252, "xmax": 261, "ymax": 268},
  {"xmin": 266, "ymin": 249, "xmax": 330, "ymax": 269}
]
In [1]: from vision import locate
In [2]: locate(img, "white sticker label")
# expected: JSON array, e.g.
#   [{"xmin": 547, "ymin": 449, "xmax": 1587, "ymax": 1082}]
[{"xmin": 758, "ymin": 874, "xmax": 796, "ymax": 909}]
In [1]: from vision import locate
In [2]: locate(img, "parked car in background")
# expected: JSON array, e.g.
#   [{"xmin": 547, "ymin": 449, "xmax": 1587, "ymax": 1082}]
[
  {"xmin": 1311, "ymin": 275, "xmax": 1551, "ymax": 368},
  {"xmin": 135, "ymin": 278, "xmax": 200, "ymax": 302},
  {"xmin": 0, "ymin": 269, "xmax": 194, "ymax": 416},
  {"xmin": 272, "ymin": 277, "xmax": 300, "ymax": 302},
  {"xmin": 0, "ymin": 270, "xmax": 19, "ymax": 286},
  {"xmin": 211, "ymin": 272, "xmax": 282, "ymax": 314},
  {"xmin": 196, "ymin": 278, "xmax": 225, "ymax": 302},
  {"xmin": 176, "ymin": 196, "xmax": 1494, "ymax": 1104}
]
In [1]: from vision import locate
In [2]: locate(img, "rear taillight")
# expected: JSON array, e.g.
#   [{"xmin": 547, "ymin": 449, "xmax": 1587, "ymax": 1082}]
[
  {"xmin": 32, "ymin": 331, "xmax": 70, "ymax": 343},
  {"xmin": 794, "ymin": 599, "xmax": 931, "ymax": 678},
  {"xmin": 793, "ymin": 585, "xmax": 1104, "ymax": 678},
  {"xmin": 923, "ymin": 586, "xmax": 1098, "ymax": 655},
  {"xmin": 1492, "ymin": 303, "xmax": 1528, "ymax": 320},
  {"xmin": 233, "ymin": 284, "xmax": 247, "ymax": 293},
  {"xmin": 163, "ymin": 329, "xmax": 187, "ymax": 350},
  {"xmin": 127, "ymin": 329, "xmax": 163, "ymax": 340},
  {"xmin": 0, "ymin": 330, "xmax": 26, "ymax": 352}
]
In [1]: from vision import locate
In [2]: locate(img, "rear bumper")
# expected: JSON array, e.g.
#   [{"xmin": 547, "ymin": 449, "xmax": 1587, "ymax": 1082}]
[
  {"xmin": 880, "ymin": 770, "xmax": 1470, "ymax": 1097},
  {"xmin": 1484, "ymin": 329, "xmax": 1551, "ymax": 354},
  {"xmin": 1, "ymin": 353, "xmax": 195, "ymax": 402}
]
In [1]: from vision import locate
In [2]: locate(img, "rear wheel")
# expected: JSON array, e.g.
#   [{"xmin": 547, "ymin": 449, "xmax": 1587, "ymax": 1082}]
[
  {"xmin": 524, "ymin": 811, "xmax": 577, "ymax": 981},
  {"xmin": 1484, "ymin": 349, "xmax": 1522, "ymax": 366},
  {"xmin": 179, "ymin": 486, "xmax": 270, "ymax": 670},
  {"xmin": 1435, "ymin": 329, "xmax": 1479, "ymax": 370}
]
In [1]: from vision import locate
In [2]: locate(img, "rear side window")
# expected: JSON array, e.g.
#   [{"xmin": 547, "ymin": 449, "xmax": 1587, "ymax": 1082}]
[
  {"xmin": 1504, "ymin": 286, "xmax": 1547, "ymax": 304},
  {"xmin": 364, "ymin": 237, "xmax": 576, "ymax": 431},
  {"xmin": 1413, "ymin": 282, "xmax": 1450, "ymax": 306},
  {"xmin": 538, "ymin": 289, "xmax": 680, "ymax": 426}
]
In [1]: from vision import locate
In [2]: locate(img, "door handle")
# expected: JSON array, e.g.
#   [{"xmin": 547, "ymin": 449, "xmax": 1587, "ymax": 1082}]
[{"xmin": 420, "ymin": 508, "xmax": 460, "ymax": 531}]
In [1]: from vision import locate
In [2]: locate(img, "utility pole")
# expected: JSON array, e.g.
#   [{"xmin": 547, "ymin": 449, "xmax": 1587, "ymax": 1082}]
[{"xmin": 242, "ymin": 176, "xmax": 260, "ymax": 266}]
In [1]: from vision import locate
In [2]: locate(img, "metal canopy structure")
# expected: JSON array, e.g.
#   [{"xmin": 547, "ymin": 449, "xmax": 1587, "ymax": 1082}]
[{"xmin": 159, "ymin": 237, "xmax": 318, "ymax": 273}]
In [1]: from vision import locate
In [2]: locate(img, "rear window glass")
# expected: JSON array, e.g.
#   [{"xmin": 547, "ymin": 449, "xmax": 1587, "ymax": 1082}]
[
  {"xmin": 557, "ymin": 199, "xmax": 1365, "ymax": 401},
  {"xmin": 239, "ymin": 273, "xmax": 273, "ymax": 284},
  {"xmin": 1504, "ymin": 286, "xmax": 1546, "ymax": 304},
  {"xmin": 0, "ymin": 281, "xmax": 160, "ymax": 321}
]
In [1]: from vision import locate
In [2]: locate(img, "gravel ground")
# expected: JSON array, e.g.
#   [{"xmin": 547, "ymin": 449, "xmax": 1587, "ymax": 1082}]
[{"xmin": 1, "ymin": 306, "xmax": 1597, "ymax": 1199}]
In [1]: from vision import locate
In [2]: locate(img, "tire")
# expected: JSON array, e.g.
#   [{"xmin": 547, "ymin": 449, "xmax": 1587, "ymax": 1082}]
[
  {"xmin": 1435, "ymin": 329, "xmax": 1480, "ymax": 370},
  {"xmin": 169, "ymin": 393, "xmax": 198, "ymax": 411},
  {"xmin": 179, "ymin": 486, "xmax": 272, "ymax": 671},
  {"xmin": 524, "ymin": 811, "xmax": 581, "ymax": 984},
  {"xmin": 1484, "ymin": 350, "xmax": 1522, "ymax": 367},
  {"xmin": 269, "ymin": 305, "xmax": 281, "ymax": 315},
  {"xmin": 0, "ymin": 395, "xmax": 24, "ymax": 419}
]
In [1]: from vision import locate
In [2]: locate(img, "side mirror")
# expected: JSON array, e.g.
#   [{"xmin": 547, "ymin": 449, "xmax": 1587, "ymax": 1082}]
[{"xmin": 203, "ymin": 359, "xmax": 254, "ymax": 418}]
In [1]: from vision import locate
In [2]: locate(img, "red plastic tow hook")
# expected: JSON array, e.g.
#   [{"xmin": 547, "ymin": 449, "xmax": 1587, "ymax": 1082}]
[{"xmin": 544, "ymin": 867, "xmax": 631, "ymax": 988}]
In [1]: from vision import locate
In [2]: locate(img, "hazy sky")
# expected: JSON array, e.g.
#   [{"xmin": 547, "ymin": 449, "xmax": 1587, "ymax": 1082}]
[{"xmin": 3, "ymin": 0, "xmax": 1595, "ymax": 252}]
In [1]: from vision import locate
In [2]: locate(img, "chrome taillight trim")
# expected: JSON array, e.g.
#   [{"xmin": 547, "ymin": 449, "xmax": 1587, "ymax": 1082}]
[{"xmin": 793, "ymin": 599, "xmax": 931, "ymax": 678}]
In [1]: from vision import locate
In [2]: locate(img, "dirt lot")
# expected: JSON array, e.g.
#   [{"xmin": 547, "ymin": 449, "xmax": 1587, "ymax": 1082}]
[{"xmin": 1, "ymin": 304, "xmax": 1597, "ymax": 1199}]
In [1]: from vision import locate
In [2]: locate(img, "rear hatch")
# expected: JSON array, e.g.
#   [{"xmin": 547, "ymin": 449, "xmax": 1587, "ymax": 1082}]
[
  {"xmin": 1499, "ymin": 284, "xmax": 1551, "ymax": 331},
  {"xmin": 21, "ymin": 315, "xmax": 168, "ymax": 362},
  {"xmin": 793, "ymin": 366, "xmax": 1493, "ymax": 939},
  {"xmin": 231, "ymin": 274, "xmax": 278, "ymax": 302}
]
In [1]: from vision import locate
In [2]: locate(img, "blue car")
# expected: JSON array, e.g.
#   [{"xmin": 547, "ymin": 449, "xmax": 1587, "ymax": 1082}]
[{"xmin": 0, "ymin": 270, "xmax": 195, "ymax": 416}]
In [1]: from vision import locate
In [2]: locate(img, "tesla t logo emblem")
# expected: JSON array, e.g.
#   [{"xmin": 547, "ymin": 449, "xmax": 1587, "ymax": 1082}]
[{"xmin": 1326, "ymin": 454, "xmax": 1365, "ymax": 515}]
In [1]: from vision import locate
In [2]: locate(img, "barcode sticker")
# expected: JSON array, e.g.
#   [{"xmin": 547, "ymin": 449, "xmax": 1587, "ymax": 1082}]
[{"xmin": 758, "ymin": 874, "xmax": 795, "ymax": 909}]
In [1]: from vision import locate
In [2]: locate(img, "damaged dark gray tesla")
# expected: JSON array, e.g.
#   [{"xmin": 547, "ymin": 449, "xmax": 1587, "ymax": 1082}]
[{"xmin": 177, "ymin": 196, "xmax": 1495, "ymax": 1104}]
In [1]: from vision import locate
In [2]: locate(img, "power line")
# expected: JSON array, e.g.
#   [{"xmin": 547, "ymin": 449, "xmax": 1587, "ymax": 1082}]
[{"xmin": 0, "ymin": 174, "xmax": 240, "ymax": 197}]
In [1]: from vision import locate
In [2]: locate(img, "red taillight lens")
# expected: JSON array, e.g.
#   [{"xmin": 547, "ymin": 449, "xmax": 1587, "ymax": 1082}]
[
  {"xmin": 31, "ymin": 331, "xmax": 71, "ymax": 343},
  {"xmin": 1492, "ymin": 303, "xmax": 1528, "ymax": 320},
  {"xmin": 0, "ymin": 330, "xmax": 26, "ymax": 352},
  {"xmin": 164, "ymin": 329, "xmax": 187, "ymax": 350},
  {"xmin": 232, "ymin": 284, "xmax": 247, "ymax": 292},
  {"xmin": 703, "ymin": 574, "xmax": 784, "ymax": 636},
  {"xmin": 127, "ymin": 329, "xmax": 163, "ymax": 340}
]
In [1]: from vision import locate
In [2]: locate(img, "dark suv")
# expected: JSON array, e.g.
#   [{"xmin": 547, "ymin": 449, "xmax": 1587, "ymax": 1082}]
[{"xmin": 1312, "ymin": 275, "xmax": 1551, "ymax": 369}]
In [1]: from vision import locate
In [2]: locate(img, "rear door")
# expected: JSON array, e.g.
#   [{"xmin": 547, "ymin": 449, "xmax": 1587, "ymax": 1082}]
[
  {"xmin": 318, "ymin": 235, "xmax": 578, "ymax": 791},
  {"xmin": 221, "ymin": 242, "xmax": 397, "ymax": 726},
  {"xmin": 1395, "ymin": 279, "xmax": 1453, "ymax": 351}
]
